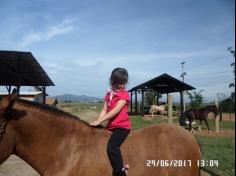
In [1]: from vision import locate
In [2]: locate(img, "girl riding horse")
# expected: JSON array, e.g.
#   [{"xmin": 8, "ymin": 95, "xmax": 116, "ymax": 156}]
[{"xmin": 0, "ymin": 91, "xmax": 201, "ymax": 176}]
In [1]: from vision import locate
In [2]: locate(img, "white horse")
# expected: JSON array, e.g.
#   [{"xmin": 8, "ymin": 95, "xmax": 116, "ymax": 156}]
[{"xmin": 149, "ymin": 104, "xmax": 167, "ymax": 118}]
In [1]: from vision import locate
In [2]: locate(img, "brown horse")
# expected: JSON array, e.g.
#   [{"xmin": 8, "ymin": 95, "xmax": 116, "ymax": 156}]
[
  {"xmin": 0, "ymin": 93, "xmax": 201, "ymax": 176},
  {"xmin": 183, "ymin": 105, "xmax": 219, "ymax": 132}
]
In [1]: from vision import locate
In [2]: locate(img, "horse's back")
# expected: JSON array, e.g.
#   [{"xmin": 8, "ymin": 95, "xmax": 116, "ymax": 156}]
[
  {"xmin": 65, "ymin": 124, "xmax": 201, "ymax": 176},
  {"xmin": 122, "ymin": 124, "xmax": 201, "ymax": 176}
]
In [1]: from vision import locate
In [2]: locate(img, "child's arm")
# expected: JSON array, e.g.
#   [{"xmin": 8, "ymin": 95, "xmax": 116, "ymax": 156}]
[
  {"xmin": 90, "ymin": 100, "xmax": 126, "ymax": 126},
  {"xmin": 89, "ymin": 102, "xmax": 107, "ymax": 126},
  {"xmin": 97, "ymin": 102, "xmax": 108, "ymax": 121}
]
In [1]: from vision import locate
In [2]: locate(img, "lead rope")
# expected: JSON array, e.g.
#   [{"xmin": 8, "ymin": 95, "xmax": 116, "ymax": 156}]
[{"xmin": 0, "ymin": 119, "xmax": 7, "ymax": 142}]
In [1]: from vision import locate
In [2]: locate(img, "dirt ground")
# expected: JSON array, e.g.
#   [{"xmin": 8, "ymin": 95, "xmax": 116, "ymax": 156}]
[
  {"xmin": 76, "ymin": 111, "xmax": 99, "ymax": 123},
  {"xmin": 208, "ymin": 112, "xmax": 235, "ymax": 122},
  {"xmin": 0, "ymin": 155, "xmax": 39, "ymax": 176},
  {"xmin": 191, "ymin": 128, "xmax": 235, "ymax": 138}
]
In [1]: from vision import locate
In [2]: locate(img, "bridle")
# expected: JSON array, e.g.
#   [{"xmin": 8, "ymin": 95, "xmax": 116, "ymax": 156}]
[{"xmin": 0, "ymin": 118, "xmax": 7, "ymax": 142}]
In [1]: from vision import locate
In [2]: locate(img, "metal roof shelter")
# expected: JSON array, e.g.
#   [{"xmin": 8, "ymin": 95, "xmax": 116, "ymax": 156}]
[
  {"xmin": 129, "ymin": 73, "xmax": 195, "ymax": 121},
  {"xmin": 0, "ymin": 50, "xmax": 54, "ymax": 104}
]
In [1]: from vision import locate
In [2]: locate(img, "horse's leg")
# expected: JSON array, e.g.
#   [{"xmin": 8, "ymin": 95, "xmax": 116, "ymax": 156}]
[
  {"xmin": 190, "ymin": 118, "xmax": 197, "ymax": 133},
  {"xmin": 204, "ymin": 119, "xmax": 211, "ymax": 132},
  {"xmin": 189, "ymin": 119, "xmax": 193, "ymax": 132},
  {"xmin": 198, "ymin": 120, "xmax": 202, "ymax": 132}
]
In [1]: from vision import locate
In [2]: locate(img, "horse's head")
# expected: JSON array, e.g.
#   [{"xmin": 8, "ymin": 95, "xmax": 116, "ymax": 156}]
[
  {"xmin": 204, "ymin": 105, "xmax": 219, "ymax": 117},
  {"xmin": 0, "ymin": 91, "xmax": 17, "ymax": 115},
  {"xmin": 0, "ymin": 91, "xmax": 18, "ymax": 164},
  {"xmin": 211, "ymin": 105, "xmax": 219, "ymax": 116}
]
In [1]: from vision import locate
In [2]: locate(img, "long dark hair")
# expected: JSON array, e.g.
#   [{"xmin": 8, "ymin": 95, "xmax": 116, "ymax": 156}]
[{"xmin": 110, "ymin": 67, "xmax": 128, "ymax": 89}]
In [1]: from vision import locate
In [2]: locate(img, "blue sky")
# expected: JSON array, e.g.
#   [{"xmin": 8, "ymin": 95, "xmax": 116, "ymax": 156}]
[{"xmin": 0, "ymin": 0, "xmax": 235, "ymax": 101}]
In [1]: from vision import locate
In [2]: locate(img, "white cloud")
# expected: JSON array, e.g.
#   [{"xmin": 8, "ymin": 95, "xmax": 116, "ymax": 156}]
[{"xmin": 18, "ymin": 18, "xmax": 77, "ymax": 48}]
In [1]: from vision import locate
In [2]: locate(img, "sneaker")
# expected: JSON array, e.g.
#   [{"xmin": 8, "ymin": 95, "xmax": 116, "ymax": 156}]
[{"xmin": 122, "ymin": 164, "xmax": 129, "ymax": 175}]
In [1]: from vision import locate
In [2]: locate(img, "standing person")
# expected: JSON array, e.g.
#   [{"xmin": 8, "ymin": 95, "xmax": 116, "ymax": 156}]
[{"xmin": 90, "ymin": 67, "xmax": 131, "ymax": 176}]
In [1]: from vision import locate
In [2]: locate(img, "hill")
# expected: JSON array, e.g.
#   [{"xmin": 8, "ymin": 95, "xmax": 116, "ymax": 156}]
[{"xmin": 54, "ymin": 94, "xmax": 103, "ymax": 102}]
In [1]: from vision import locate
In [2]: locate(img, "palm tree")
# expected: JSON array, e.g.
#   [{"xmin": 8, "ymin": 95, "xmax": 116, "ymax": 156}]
[
  {"xmin": 187, "ymin": 90, "xmax": 204, "ymax": 108},
  {"xmin": 228, "ymin": 47, "xmax": 235, "ymax": 57},
  {"xmin": 229, "ymin": 62, "xmax": 235, "ymax": 88},
  {"xmin": 229, "ymin": 83, "xmax": 235, "ymax": 88},
  {"xmin": 145, "ymin": 90, "xmax": 162, "ymax": 106}
]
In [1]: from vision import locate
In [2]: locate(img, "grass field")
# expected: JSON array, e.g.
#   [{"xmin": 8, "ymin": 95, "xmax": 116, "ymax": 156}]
[
  {"xmin": 131, "ymin": 116, "xmax": 235, "ymax": 176},
  {"xmin": 196, "ymin": 136, "xmax": 235, "ymax": 176},
  {"xmin": 59, "ymin": 102, "xmax": 104, "ymax": 114}
]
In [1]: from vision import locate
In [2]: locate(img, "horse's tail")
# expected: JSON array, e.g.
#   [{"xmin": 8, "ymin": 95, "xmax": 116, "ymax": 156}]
[
  {"xmin": 219, "ymin": 108, "xmax": 222, "ymax": 120},
  {"xmin": 179, "ymin": 111, "xmax": 187, "ymax": 126},
  {"xmin": 149, "ymin": 106, "xmax": 152, "ymax": 114}
]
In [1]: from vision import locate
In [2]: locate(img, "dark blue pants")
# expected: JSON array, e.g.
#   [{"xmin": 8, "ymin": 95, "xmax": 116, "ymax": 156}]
[{"xmin": 107, "ymin": 128, "xmax": 130, "ymax": 172}]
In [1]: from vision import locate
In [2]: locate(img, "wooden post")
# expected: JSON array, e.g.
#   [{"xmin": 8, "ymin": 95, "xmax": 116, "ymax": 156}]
[
  {"xmin": 166, "ymin": 93, "xmax": 169, "ymax": 116},
  {"xmin": 156, "ymin": 91, "xmax": 159, "ymax": 105},
  {"xmin": 179, "ymin": 91, "xmax": 185, "ymax": 126},
  {"xmin": 215, "ymin": 99, "xmax": 219, "ymax": 109},
  {"xmin": 9, "ymin": 86, "xmax": 11, "ymax": 95},
  {"xmin": 166, "ymin": 93, "xmax": 169, "ymax": 104},
  {"xmin": 183, "ymin": 91, "xmax": 186, "ymax": 112},
  {"xmin": 215, "ymin": 100, "xmax": 220, "ymax": 132},
  {"xmin": 135, "ymin": 91, "xmax": 138, "ymax": 114},
  {"xmin": 215, "ymin": 115, "xmax": 220, "ymax": 133},
  {"xmin": 141, "ymin": 89, "xmax": 144, "ymax": 117},
  {"xmin": 6, "ymin": 86, "xmax": 12, "ymax": 95},
  {"xmin": 151, "ymin": 107, "xmax": 154, "ymax": 118},
  {"xmin": 16, "ymin": 86, "xmax": 20, "ymax": 97},
  {"xmin": 43, "ymin": 86, "xmax": 46, "ymax": 104},
  {"xmin": 168, "ymin": 95, "xmax": 173, "ymax": 124}
]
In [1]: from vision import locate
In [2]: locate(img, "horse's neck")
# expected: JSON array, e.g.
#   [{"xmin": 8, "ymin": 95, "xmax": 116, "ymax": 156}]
[
  {"xmin": 10, "ymin": 102, "xmax": 91, "ymax": 175},
  {"xmin": 208, "ymin": 108, "xmax": 217, "ymax": 116}
]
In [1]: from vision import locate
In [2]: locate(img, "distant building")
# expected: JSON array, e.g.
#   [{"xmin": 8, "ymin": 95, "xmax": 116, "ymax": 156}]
[
  {"xmin": 0, "ymin": 91, "xmax": 44, "ymax": 103},
  {"xmin": 46, "ymin": 97, "xmax": 58, "ymax": 108},
  {"xmin": 0, "ymin": 50, "xmax": 55, "ymax": 104}
]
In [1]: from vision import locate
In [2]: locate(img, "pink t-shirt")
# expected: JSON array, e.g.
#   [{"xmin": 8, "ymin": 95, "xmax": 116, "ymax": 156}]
[{"xmin": 104, "ymin": 89, "xmax": 131, "ymax": 130}]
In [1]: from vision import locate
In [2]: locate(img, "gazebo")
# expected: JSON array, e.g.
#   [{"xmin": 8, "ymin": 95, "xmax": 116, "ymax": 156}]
[
  {"xmin": 128, "ymin": 73, "xmax": 195, "ymax": 119},
  {"xmin": 0, "ymin": 50, "xmax": 54, "ymax": 104}
]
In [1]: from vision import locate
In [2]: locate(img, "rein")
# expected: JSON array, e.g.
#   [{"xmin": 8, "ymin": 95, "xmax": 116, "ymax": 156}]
[{"xmin": 0, "ymin": 118, "xmax": 7, "ymax": 142}]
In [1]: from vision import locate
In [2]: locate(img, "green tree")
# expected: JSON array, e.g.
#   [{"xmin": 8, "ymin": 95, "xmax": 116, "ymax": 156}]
[
  {"xmin": 187, "ymin": 90, "xmax": 204, "ymax": 108},
  {"xmin": 220, "ymin": 97, "xmax": 235, "ymax": 113},
  {"xmin": 144, "ymin": 90, "xmax": 162, "ymax": 106}
]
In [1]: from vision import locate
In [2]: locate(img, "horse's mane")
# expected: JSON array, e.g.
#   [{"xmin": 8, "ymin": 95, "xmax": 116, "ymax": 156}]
[
  {"xmin": 186, "ymin": 105, "xmax": 219, "ymax": 115},
  {"xmin": 201, "ymin": 105, "xmax": 218, "ymax": 110},
  {"xmin": 16, "ymin": 99, "xmax": 106, "ymax": 130},
  {"xmin": 186, "ymin": 105, "xmax": 218, "ymax": 111}
]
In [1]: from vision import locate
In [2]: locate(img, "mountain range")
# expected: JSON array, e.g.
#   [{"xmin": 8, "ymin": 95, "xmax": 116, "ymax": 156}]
[{"xmin": 54, "ymin": 94, "xmax": 103, "ymax": 102}]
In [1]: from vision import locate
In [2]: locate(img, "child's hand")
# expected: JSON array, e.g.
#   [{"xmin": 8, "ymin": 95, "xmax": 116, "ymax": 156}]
[{"xmin": 90, "ymin": 120, "xmax": 101, "ymax": 126}]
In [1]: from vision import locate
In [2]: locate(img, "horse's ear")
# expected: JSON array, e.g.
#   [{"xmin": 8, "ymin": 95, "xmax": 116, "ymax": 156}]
[{"xmin": 0, "ymin": 89, "xmax": 18, "ymax": 114}]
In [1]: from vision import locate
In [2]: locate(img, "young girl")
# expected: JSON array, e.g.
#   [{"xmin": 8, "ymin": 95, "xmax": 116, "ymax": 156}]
[{"xmin": 90, "ymin": 67, "xmax": 131, "ymax": 176}]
